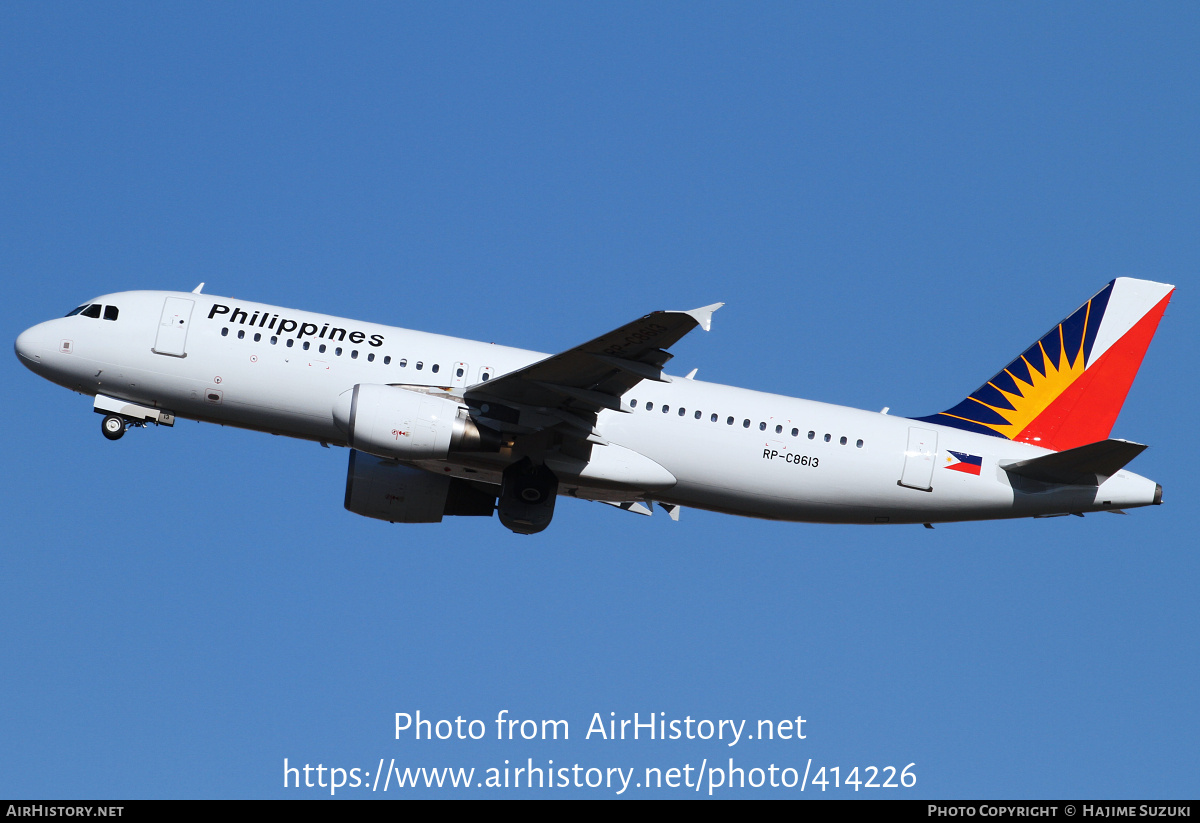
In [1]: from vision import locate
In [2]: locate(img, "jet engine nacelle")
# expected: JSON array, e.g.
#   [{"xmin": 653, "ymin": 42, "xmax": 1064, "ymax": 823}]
[
  {"xmin": 333, "ymin": 383, "xmax": 498, "ymax": 461},
  {"xmin": 345, "ymin": 450, "xmax": 496, "ymax": 523}
]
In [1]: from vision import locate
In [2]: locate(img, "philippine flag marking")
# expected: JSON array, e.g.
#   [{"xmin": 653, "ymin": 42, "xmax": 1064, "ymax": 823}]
[{"xmin": 944, "ymin": 450, "xmax": 982, "ymax": 476}]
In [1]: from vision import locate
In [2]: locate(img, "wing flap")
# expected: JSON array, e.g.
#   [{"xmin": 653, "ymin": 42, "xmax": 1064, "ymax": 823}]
[{"xmin": 466, "ymin": 304, "xmax": 722, "ymax": 424}]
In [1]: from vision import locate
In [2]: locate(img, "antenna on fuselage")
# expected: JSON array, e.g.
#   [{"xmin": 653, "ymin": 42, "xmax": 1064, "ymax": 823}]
[{"xmin": 192, "ymin": 282, "xmax": 205, "ymax": 294}]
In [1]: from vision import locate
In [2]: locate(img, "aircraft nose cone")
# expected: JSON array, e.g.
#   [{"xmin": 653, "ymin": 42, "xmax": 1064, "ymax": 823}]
[
  {"xmin": 15, "ymin": 323, "xmax": 49, "ymax": 371},
  {"xmin": 15, "ymin": 327, "xmax": 36, "ymax": 361}
]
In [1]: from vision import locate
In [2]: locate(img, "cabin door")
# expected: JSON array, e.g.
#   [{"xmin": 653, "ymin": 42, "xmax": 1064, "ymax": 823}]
[
  {"xmin": 153, "ymin": 297, "xmax": 194, "ymax": 357},
  {"xmin": 899, "ymin": 427, "xmax": 938, "ymax": 491}
]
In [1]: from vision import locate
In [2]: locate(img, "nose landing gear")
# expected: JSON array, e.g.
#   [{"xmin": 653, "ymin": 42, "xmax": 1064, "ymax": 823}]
[
  {"xmin": 101, "ymin": 414, "xmax": 127, "ymax": 441},
  {"xmin": 100, "ymin": 414, "xmax": 147, "ymax": 441},
  {"xmin": 93, "ymin": 395, "xmax": 174, "ymax": 440}
]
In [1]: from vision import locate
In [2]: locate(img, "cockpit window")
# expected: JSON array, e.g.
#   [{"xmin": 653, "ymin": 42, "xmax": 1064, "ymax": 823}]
[
  {"xmin": 81, "ymin": 304, "xmax": 102, "ymax": 319},
  {"xmin": 66, "ymin": 305, "xmax": 89, "ymax": 317},
  {"xmin": 103, "ymin": 305, "xmax": 119, "ymax": 321}
]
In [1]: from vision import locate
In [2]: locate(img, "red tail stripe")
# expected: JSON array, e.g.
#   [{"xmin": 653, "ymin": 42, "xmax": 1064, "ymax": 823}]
[{"xmin": 1016, "ymin": 289, "xmax": 1172, "ymax": 451}]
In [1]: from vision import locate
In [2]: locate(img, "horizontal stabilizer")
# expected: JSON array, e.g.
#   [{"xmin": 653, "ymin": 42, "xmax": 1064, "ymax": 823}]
[
  {"xmin": 598, "ymin": 500, "xmax": 654, "ymax": 516},
  {"xmin": 1000, "ymin": 439, "xmax": 1147, "ymax": 486}
]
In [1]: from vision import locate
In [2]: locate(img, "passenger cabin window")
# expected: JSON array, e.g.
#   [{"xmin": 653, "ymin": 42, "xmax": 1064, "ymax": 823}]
[
  {"xmin": 432, "ymin": 364, "xmax": 439, "ymax": 373},
  {"xmin": 384, "ymin": 356, "xmax": 391, "ymax": 365}
]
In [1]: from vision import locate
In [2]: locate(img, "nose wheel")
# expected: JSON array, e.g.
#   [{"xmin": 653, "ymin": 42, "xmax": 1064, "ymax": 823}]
[{"xmin": 101, "ymin": 414, "xmax": 126, "ymax": 441}]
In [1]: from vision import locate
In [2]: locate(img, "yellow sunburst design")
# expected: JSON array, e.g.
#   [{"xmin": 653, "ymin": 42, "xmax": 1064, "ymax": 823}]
[{"xmin": 963, "ymin": 323, "xmax": 1088, "ymax": 440}]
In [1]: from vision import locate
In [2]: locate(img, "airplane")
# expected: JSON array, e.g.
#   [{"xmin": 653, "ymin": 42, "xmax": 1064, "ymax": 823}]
[{"xmin": 14, "ymin": 278, "xmax": 1173, "ymax": 534}]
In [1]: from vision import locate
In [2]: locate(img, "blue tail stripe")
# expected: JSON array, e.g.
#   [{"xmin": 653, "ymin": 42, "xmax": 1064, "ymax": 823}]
[
  {"xmin": 990, "ymin": 370, "xmax": 1021, "ymax": 396},
  {"xmin": 1060, "ymin": 302, "xmax": 1088, "ymax": 366},
  {"xmin": 970, "ymin": 382, "xmax": 1017, "ymax": 412},
  {"xmin": 1038, "ymin": 327, "xmax": 1060, "ymax": 373},
  {"xmin": 1008, "ymin": 353, "xmax": 1036, "ymax": 385},
  {"xmin": 912, "ymin": 414, "xmax": 1007, "ymax": 438},
  {"xmin": 938, "ymin": 400, "xmax": 1013, "ymax": 427},
  {"xmin": 1080, "ymin": 281, "xmax": 1113, "ymax": 366}
]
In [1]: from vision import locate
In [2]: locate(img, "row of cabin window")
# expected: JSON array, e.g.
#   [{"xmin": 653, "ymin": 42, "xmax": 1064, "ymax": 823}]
[
  {"xmin": 67, "ymin": 304, "xmax": 119, "ymax": 321},
  {"xmin": 453, "ymin": 365, "xmax": 491, "ymax": 381},
  {"xmin": 220, "ymin": 326, "xmax": 438, "ymax": 371},
  {"xmin": 627, "ymin": 398, "xmax": 865, "ymax": 448}
]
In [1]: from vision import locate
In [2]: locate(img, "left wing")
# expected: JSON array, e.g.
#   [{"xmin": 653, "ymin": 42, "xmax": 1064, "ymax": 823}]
[{"xmin": 465, "ymin": 303, "xmax": 722, "ymax": 436}]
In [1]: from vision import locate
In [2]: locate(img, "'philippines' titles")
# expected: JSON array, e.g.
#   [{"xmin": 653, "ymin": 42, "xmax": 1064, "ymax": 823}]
[{"xmin": 208, "ymin": 303, "xmax": 385, "ymax": 347}]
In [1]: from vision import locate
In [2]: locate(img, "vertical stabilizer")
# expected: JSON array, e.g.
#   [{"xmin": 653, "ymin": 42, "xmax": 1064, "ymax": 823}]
[{"xmin": 914, "ymin": 278, "xmax": 1174, "ymax": 452}]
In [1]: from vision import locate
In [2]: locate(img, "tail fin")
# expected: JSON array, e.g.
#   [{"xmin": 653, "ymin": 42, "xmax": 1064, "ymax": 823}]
[{"xmin": 914, "ymin": 278, "xmax": 1174, "ymax": 452}]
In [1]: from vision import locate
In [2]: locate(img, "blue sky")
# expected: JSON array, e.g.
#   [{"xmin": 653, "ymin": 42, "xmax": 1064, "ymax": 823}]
[{"xmin": 2, "ymin": 3, "xmax": 1197, "ymax": 798}]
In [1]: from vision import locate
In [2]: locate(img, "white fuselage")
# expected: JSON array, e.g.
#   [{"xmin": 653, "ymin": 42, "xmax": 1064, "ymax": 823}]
[{"xmin": 15, "ymin": 290, "xmax": 1161, "ymax": 524}]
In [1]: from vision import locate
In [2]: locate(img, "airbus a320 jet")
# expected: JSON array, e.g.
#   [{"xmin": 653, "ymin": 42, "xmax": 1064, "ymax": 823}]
[{"xmin": 15, "ymin": 278, "xmax": 1172, "ymax": 534}]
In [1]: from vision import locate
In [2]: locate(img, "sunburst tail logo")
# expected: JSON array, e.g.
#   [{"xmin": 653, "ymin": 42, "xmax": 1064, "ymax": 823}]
[{"xmin": 913, "ymin": 278, "xmax": 1174, "ymax": 452}]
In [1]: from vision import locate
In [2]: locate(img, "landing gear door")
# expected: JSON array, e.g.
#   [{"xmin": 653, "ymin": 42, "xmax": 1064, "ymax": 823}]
[
  {"xmin": 153, "ymin": 297, "xmax": 194, "ymax": 357},
  {"xmin": 899, "ymin": 427, "xmax": 937, "ymax": 491}
]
